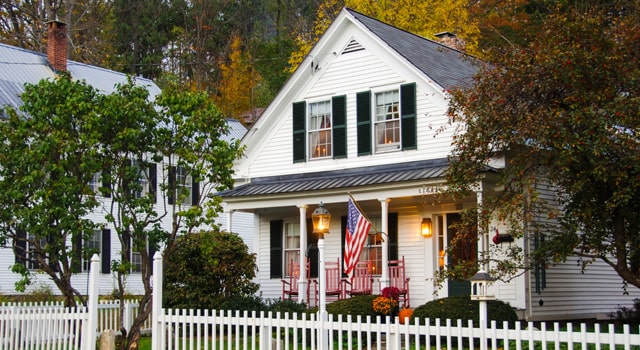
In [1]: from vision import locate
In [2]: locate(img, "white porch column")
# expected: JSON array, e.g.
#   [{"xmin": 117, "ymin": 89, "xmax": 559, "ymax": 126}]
[
  {"xmin": 379, "ymin": 198, "xmax": 390, "ymax": 289},
  {"xmin": 297, "ymin": 204, "xmax": 308, "ymax": 304}
]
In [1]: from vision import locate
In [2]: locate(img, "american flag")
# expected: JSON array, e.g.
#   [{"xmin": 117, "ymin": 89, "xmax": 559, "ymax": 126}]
[{"xmin": 343, "ymin": 198, "xmax": 371, "ymax": 278}]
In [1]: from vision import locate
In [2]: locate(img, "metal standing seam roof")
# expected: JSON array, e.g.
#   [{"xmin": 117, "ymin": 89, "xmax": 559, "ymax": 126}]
[
  {"xmin": 346, "ymin": 8, "xmax": 479, "ymax": 91},
  {"xmin": 0, "ymin": 43, "xmax": 246, "ymax": 143},
  {"xmin": 219, "ymin": 159, "xmax": 450, "ymax": 198}
]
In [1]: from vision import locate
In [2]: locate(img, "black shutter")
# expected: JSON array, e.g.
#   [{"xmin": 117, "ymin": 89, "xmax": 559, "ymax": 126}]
[
  {"xmin": 149, "ymin": 240, "xmax": 157, "ymax": 273},
  {"xmin": 191, "ymin": 180, "xmax": 199, "ymax": 205},
  {"xmin": 122, "ymin": 229, "xmax": 131, "ymax": 264},
  {"xmin": 14, "ymin": 229, "xmax": 26, "ymax": 266},
  {"xmin": 168, "ymin": 166, "xmax": 176, "ymax": 204},
  {"xmin": 356, "ymin": 91, "xmax": 372, "ymax": 156},
  {"xmin": 400, "ymin": 83, "xmax": 417, "ymax": 150},
  {"xmin": 101, "ymin": 229, "xmax": 111, "ymax": 273},
  {"xmin": 148, "ymin": 163, "xmax": 157, "ymax": 203},
  {"xmin": 388, "ymin": 213, "xmax": 399, "ymax": 261},
  {"xmin": 71, "ymin": 233, "xmax": 82, "ymax": 273},
  {"xmin": 332, "ymin": 95, "xmax": 347, "ymax": 159},
  {"xmin": 306, "ymin": 219, "xmax": 318, "ymax": 278},
  {"xmin": 292, "ymin": 101, "xmax": 306, "ymax": 163},
  {"xmin": 270, "ymin": 220, "xmax": 283, "ymax": 279}
]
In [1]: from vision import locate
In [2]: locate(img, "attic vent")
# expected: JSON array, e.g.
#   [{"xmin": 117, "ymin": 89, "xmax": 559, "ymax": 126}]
[{"xmin": 342, "ymin": 39, "xmax": 364, "ymax": 54}]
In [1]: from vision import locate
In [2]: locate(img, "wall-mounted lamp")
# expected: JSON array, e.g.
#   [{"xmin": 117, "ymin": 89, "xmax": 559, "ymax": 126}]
[{"xmin": 421, "ymin": 217, "xmax": 433, "ymax": 237}]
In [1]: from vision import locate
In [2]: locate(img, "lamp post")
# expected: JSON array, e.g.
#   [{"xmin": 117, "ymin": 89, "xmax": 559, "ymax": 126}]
[
  {"xmin": 312, "ymin": 202, "xmax": 331, "ymax": 350},
  {"xmin": 470, "ymin": 269, "xmax": 495, "ymax": 350}
]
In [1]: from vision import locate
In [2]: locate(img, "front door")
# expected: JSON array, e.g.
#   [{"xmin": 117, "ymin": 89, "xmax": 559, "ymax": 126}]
[{"xmin": 446, "ymin": 213, "xmax": 477, "ymax": 296}]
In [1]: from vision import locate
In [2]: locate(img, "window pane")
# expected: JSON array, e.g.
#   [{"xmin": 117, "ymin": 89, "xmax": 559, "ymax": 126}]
[
  {"xmin": 177, "ymin": 166, "xmax": 192, "ymax": 205},
  {"xmin": 83, "ymin": 230, "xmax": 101, "ymax": 272},
  {"xmin": 284, "ymin": 223, "xmax": 301, "ymax": 277},
  {"xmin": 359, "ymin": 217, "xmax": 382, "ymax": 275},
  {"xmin": 308, "ymin": 101, "xmax": 332, "ymax": 159},
  {"xmin": 374, "ymin": 90, "xmax": 401, "ymax": 152}
]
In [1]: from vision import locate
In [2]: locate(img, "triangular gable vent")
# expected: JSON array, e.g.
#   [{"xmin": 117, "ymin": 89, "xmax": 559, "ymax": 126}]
[{"xmin": 341, "ymin": 39, "xmax": 364, "ymax": 54}]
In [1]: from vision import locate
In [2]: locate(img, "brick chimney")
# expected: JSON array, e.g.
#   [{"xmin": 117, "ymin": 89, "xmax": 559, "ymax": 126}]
[
  {"xmin": 435, "ymin": 31, "xmax": 466, "ymax": 52},
  {"xmin": 47, "ymin": 21, "xmax": 68, "ymax": 72}
]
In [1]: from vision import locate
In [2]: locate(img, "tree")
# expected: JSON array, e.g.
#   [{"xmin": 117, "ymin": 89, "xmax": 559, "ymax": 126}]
[
  {"xmin": 0, "ymin": 72, "xmax": 108, "ymax": 307},
  {"xmin": 215, "ymin": 35, "xmax": 264, "ymax": 120},
  {"xmin": 101, "ymin": 77, "xmax": 243, "ymax": 350},
  {"xmin": 164, "ymin": 229, "xmax": 258, "ymax": 310},
  {"xmin": 446, "ymin": 1, "xmax": 640, "ymax": 289},
  {"xmin": 0, "ymin": 0, "xmax": 116, "ymax": 67}
]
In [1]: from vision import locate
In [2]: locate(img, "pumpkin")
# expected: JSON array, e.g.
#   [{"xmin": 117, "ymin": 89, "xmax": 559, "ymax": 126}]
[{"xmin": 398, "ymin": 307, "xmax": 413, "ymax": 324}]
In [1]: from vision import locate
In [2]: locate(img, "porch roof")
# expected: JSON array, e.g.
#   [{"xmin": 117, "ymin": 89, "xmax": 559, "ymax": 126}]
[{"xmin": 220, "ymin": 158, "xmax": 450, "ymax": 198}]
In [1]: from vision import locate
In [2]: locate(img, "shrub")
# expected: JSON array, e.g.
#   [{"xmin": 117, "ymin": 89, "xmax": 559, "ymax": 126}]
[
  {"xmin": 164, "ymin": 230, "xmax": 259, "ymax": 310},
  {"xmin": 267, "ymin": 299, "xmax": 309, "ymax": 316},
  {"xmin": 326, "ymin": 295, "xmax": 378, "ymax": 320},
  {"xmin": 610, "ymin": 298, "xmax": 640, "ymax": 327},
  {"xmin": 411, "ymin": 296, "xmax": 518, "ymax": 327},
  {"xmin": 217, "ymin": 294, "xmax": 267, "ymax": 313}
]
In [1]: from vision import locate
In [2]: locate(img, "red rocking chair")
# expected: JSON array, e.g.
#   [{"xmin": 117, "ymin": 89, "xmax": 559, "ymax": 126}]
[
  {"xmin": 282, "ymin": 258, "xmax": 310, "ymax": 305},
  {"xmin": 388, "ymin": 256, "xmax": 410, "ymax": 307},
  {"xmin": 344, "ymin": 261, "xmax": 374, "ymax": 297},
  {"xmin": 313, "ymin": 258, "xmax": 343, "ymax": 304}
]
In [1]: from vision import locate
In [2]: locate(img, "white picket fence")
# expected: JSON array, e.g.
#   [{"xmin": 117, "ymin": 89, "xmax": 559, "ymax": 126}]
[{"xmin": 2, "ymin": 252, "xmax": 639, "ymax": 350}]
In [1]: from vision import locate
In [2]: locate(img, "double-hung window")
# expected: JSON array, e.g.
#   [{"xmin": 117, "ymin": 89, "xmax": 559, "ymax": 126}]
[
  {"xmin": 358, "ymin": 217, "xmax": 383, "ymax": 275},
  {"xmin": 88, "ymin": 172, "xmax": 101, "ymax": 194},
  {"xmin": 176, "ymin": 166, "xmax": 193, "ymax": 205},
  {"xmin": 132, "ymin": 160, "xmax": 150, "ymax": 199},
  {"xmin": 283, "ymin": 222, "xmax": 300, "ymax": 277},
  {"xmin": 374, "ymin": 90, "xmax": 400, "ymax": 152},
  {"xmin": 308, "ymin": 101, "xmax": 332, "ymax": 159},
  {"xmin": 82, "ymin": 230, "xmax": 101, "ymax": 272}
]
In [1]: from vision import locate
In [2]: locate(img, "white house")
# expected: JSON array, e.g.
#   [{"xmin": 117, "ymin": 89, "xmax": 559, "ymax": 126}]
[
  {"xmin": 0, "ymin": 22, "xmax": 249, "ymax": 297},
  {"xmin": 220, "ymin": 7, "xmax": 640, "ymax": 321}
]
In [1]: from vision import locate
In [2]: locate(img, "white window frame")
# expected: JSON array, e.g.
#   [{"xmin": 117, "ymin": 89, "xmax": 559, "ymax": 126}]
[
  {"xmin": 82, "ymin": 230, "xmax": 101, "ymax": 272},
  {"xmin": 308, "ymin": 100, "xmax": 332, "ymax": 159},
  {"xmin": 359, "ymin": 217, "xmax": 382, "ymax": 275},
  {"xmin": 88, "ymin": 171, "xmax": 101, "ymax": 194},
  {"xmin": 132, "ymin": 159, "xmax": 150, "ymax": 199},
  {"xmin": 283, "ymin": 222, "xmax": 301, "ymax": 277},
  {"xmin": 176, "ymin": 166, "xmax": 193, "ymax": 205},
  {"xmin": 374, "ymin": 89, "xmax": 401, "ymax": 153}
]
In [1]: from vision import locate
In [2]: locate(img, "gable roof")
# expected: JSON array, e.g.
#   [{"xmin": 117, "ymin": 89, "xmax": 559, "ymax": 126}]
[{"xmin": 345, "ymin": 8, "xmax": 478, "ymax": 91}]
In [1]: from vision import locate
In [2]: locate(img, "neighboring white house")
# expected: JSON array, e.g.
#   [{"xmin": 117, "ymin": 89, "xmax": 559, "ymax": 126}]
[
  {"xmin": 220, "ymin": 7, "xmax": 640, "ymax": 321},
  {"xmin": 0, "ymin": 22, "xmax": 250, "ymax": 297}
]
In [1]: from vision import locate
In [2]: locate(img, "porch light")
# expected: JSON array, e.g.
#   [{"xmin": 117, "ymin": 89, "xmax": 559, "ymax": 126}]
[
  {"xmin": 421, "ymin": 217, "xmax": 433, "ymax": 237},
  {"xmin": 312, "ymin": 202, "xmax": 331, "ymax": 236}
]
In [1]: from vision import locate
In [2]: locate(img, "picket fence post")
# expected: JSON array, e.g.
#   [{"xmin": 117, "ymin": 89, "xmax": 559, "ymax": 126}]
[
  {"xmin": 151, "ymin": 251, "xmax": 163, "ymax": 350},
  {"xmin": 83, "ymin": 254, "xmax": 100, "ymax": 350}
]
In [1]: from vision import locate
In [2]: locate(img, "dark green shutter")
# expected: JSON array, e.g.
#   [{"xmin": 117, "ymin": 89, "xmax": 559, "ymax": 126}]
[
  {"xmin": 388, "ymin": 213, "xmax": 398, "ymax": 261},
  {"xmin": 400, "ymin": 83, "xmax": 417, "ymax": 150},
  {"xmin": 14, "ymin": 229, "xmax": 26, "ymax": 265},
  {"xmin": 307, "ymin": 219, "xmax": 319, "ymax": 278},
  {"xmin": 356, "ymin": 91, "xmax": 372, "ymax": 156},
  {"xmin": 101, "ymin": 166, "xmax": 112, "ymax": 198},
  {"xmin": 270, "ymin": 220, "xmax": 283, "ymax": 279},
  {"xmin": 332, "ymin": 95, "xmax": 347, "ymax": 159},
  {"xmin": 292, "ymin": 101, "xmax": 306, "ymax": 163},
  {"xmin": 148, "ymin": 163, "xmax": 157, "ymax": 203},
  {"xmin": 168, "ymin": 166, "xmax": 176, "ymax": 204},
  {"xmin": 71, "ymin": 233, "xmax": 82, "ymax": 273},
  {"xmin": 101, "ymin": 229, "xmax": 111, "ymax": 273},
  {"xmin": 191, "ymin": 180, "xmax": 200, "ymax": 205},
  {"xmin": 122, "ymin": 230, "xmax": 131, "ymax": 265}
]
